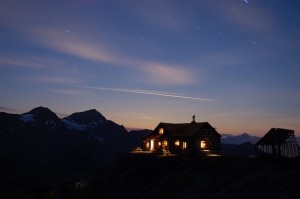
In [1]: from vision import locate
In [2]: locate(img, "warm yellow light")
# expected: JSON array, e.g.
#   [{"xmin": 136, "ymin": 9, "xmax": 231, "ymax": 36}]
[
  {"xmin": 207, "ymin": 154, "xmax": 221, "ymax": 157},
  {"xmin": 146, "ymin": 142, "xmax": 150, "ymax": 148},
  {"xmin": 159, "ymin": 128, "xmax": 164, "ymax": 134},
  {"xmin": 175, "ymin": 140, "xmax": 180, "ymax": 146},
  {"xmin": 183, "ymin": 141, "xmax": 187, "ymax": 149},
  {"xmin": 158, "ymin": 142, "xmax": 161, "ymax": 146},
  {"xmin": 163, "ymin": 141, "xmax": 168, "ymax": 146},
  {"xmin": 200, "ymin": 141, "xmax": 206, "ymax": 149},
  {"xmin": 150, "ymin": 140, "xmax": 155, "ymax": 151}
]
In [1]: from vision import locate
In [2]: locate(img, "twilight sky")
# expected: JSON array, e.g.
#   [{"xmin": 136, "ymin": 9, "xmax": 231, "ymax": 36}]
[{"xmin": 1, "ymin": 0, "xmax": 300, "ymax": 136}]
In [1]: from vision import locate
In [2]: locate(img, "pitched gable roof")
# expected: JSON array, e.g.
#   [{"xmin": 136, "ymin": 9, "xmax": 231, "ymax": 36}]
[
  {"xmin": 255, "ymin": 128, "xmax": 295, "ymax": 146},
  {"xmin": 155, "ymin": 122, "xmax": 220, "ymax": 137}
]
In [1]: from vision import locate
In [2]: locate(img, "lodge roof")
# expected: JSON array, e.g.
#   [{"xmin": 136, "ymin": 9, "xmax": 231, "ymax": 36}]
[
  {"xmin": 255, "ymin": 128, "xmax": 295, "ymax": 146},
  {"xmin": 154, "ymin": 122, "xmax": 220, "ymax": 137}
]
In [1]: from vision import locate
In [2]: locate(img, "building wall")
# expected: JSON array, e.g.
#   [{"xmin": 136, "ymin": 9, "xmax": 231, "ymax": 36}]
[{"xmin": 143, "ymin": 125, "xmax": 221, "ymax": 154}]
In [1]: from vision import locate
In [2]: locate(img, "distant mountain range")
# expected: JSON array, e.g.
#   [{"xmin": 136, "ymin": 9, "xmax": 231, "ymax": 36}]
[
  {"xmin": 220, "ymin": 132, "xmax": 300, "ymax": 156},
  {"xmin": 0, "ymin": 106, "xmax": 149, "ymax": 193},
  {"xmin": 222, "ymin": 132, "xmax": 300, "ymax": 146},
  {"xmin": 221, "ymin": 133, "xmax": 261, "ymax": 145}
]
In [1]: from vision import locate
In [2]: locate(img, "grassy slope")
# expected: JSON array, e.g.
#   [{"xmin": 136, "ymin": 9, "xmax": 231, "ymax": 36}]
[
  {"xmin": 4, "ymin": 154, "xmax": 300, "ymax": 199},
  {"xmin": 88, "ymin": 154, "xmax": 300, "ymax": 199}
]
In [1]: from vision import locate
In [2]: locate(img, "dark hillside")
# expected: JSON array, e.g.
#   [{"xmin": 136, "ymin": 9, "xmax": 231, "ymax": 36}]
[
  {"xmin": 87, "ymin": 155, "xmax": 300, "ymax": 199},
  {"xmin": 9, "ymin": 154, "xmax": 300, "ymax": 199},
  {"xmin": 128, "ymin": 129, "xmax": 152, "ymax": 148},
  {"xmin": 0, "ymin": 107, "xmax": 140, "ymax": 197},
  {"xmin": 221, "ymin": 142, "xmax": 255, "ymax": 156}
]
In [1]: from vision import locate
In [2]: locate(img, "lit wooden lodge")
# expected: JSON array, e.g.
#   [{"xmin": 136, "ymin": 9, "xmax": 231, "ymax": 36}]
[{"xmin": 143, "ymin": 117, "xmax": 221, "ymax": 154}]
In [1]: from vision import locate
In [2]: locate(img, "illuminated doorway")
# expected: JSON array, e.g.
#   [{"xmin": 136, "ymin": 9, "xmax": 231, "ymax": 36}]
[{"xmin": 150, "ymin": 140, "xmax": 155, "ymax": 151}]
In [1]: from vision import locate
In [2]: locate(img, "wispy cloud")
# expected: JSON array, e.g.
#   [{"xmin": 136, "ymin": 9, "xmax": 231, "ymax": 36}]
[
  {"xmin": 27, "ymin": 76, "xmax": 82, "ymax": 84},
  {"xmin": 50, "ymin": 89, "xmax": 89, "ymax": 95},
  {"xmin": 22, "ymin": 26, "xmax": 198, "ymax": 85},
  {"xmin": 0, "ymin": 106, "xmax": 23, "ymax": 114},
  {"xmin": 0, "ymin": 54, "xmax": 85, "ymax": 85},
  {"xmin": 190, "ymin": 49, "xmax": 253, "ymax": 70},
  {"xmin": 29, "ymin": 28, "xmax": 117, "ymax": 65},
  {"xmin": 79, "ymin": 86, "xmax": 218, "ymax": 102},
  {"xmin": 0, "ymin": 55, "xmax": 56, "ymax": 69},
  {"xmin": 138, "ymin": 62, "xmax": 197, "ymax": 85},
  {"xmin": 0, "ymin": 1, "xmax": 198, "ymax": 86},
  {"xmin": 213, "ymin": 0, "xmax": 275, "ymax": 31},
  {"xmin": 0, "ymin": 54, "xmax": 80, "ymax": 73}
]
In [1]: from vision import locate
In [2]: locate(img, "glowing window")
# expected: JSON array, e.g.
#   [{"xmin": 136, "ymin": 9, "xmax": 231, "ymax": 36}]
[
  {"xmin": 183, "ymin": 141, "xmax": 187, "ymax": 149},
  {"xmin": 158, "ymin": 142, "xmax": 161, "ymax": 146},
  {"xmin": 159, "ymin": 128, "xmax": 164, "ymax": 134},
  {"xmin": 146, "ymin": 142, "xmax": 150, "ymax": 148},
  {"xmin": 163, "ymin": 141, "xmax": 168, "ymax": 147},
  {"xmin": 200, "ymin": 141, "xmax": 206, "ymax": 149},
  {"xmin": 175, "ymin": 140, "xmax": 180, "ymax": 146}
]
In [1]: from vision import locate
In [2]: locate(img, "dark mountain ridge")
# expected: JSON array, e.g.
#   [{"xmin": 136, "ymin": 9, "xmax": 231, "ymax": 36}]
[
  {"xmin": 221, "ymin": 132, "xmax": 260, "ymax": 145},
  {"xmin": 24, "ymin": 106, "xmax": 61, "ymax": 122},
  {"xmin": 63, "ymin": 109, "xmax": 106, "ymax": 125},
  {"xmin": 0, "ymin": 106, "xmax": 146, "ymax": 196}
]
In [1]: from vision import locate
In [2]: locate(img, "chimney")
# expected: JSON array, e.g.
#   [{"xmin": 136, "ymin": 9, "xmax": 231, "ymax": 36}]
[{"xmin": 192, "ymin": 115, "xmax": 196, "ymax": 123}]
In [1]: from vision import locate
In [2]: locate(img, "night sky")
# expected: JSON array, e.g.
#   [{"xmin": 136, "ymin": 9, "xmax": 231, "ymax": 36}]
[{"xmin": 1, "ymin": 0, "xmax": 300, "ymax": 136}]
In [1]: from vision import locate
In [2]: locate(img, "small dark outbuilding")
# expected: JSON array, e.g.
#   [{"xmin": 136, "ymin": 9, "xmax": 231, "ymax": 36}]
[{"xmin": 255, "ymin": 128, "xmax": 299, "ymax": 158}]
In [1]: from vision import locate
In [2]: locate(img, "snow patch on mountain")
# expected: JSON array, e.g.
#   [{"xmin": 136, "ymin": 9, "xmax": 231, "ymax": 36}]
[
  {"xmin": 19, "ymin": 114, "xmax": 35, "ymax": 122},
  {"xmin": 62, "ymin": 119, "xmax": 87, "ymax": 131}
]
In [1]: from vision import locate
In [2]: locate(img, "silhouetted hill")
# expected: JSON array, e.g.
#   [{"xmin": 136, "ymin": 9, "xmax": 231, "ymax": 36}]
[
  {"xmin": 11, "ymin": 154, "xmax": 300, "ymax": 198},
  {"xmin": 221, "ymin": 133, "xmax": 260, "ymax": 145},
  {"xmin": 91, "ymin": 155, "xmax": 300, "ymax": 198},
  {"xmin": 128, "ymin": 129, "xmax": 152, "ymax": 148},
  {"xmin": 0, "ymin": 112, "xmax": 19, "ymax": 135},
  {"xmin": 25, "ymin": 106, "xmax": 61, "ymax": 123},
  {"xmin": 63, "ymin": 109, "xmax": 106, "ymax": 125},
  {"xmin": 0, "ymin": 107, "xmax": 146, "ymax": 196},
  {"xmin": 221, "ymin": 142, "xmax": 256, "ymax": 156}
]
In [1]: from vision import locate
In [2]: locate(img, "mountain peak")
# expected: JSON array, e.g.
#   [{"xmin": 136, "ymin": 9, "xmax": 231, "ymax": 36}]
[
  {"xmin": 85, "ymin": 109, "xmax": 101, "ymax": 114},
  {"xmin": 64, "ymin": 109, "xmax": 106, "ymax": 125},
  {"xmin": 27, "ymin": 106, "xmax": 52, "ymax": 114},
  {"xmin": 239, "ymin": 133, "xmax": 251, "ymax": 137},
  {"xmin": 24, "ymin": 106, "xmax": 60, "ymax": 122}
]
